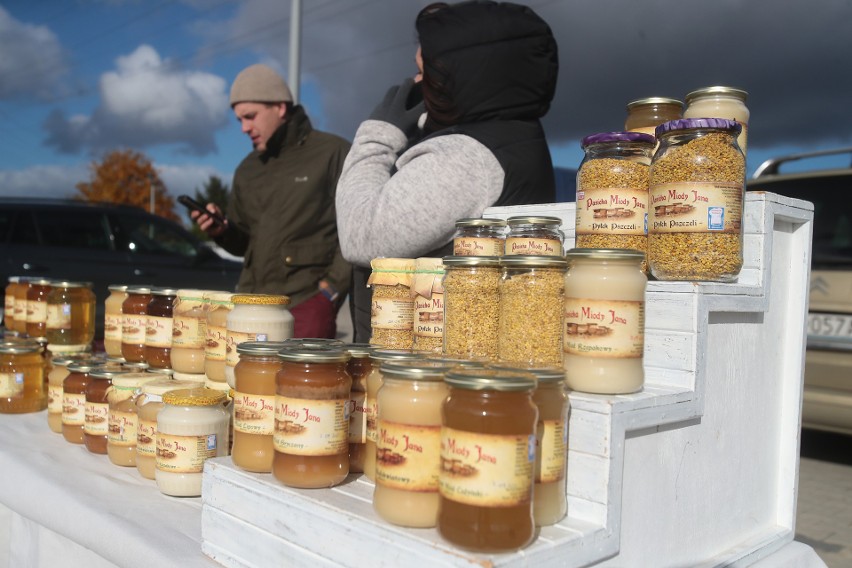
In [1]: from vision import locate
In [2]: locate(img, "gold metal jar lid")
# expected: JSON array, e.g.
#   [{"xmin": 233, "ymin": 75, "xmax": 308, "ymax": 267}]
[
  {"xmin": 368, "ymin": 348, "xmax": 430, "ymax": 363},
  {"xmin": 123, "ymin": 361, "xmax": 150, "ymax": 371},
  {"xmin": 50, "ymin": 280, "xmax": 93, "ymax": 289},
  {"xmin": 108, "ymin": 284, "xmax": 128, "ymax": 292},
  {"xmin": 380, "ymin": 359, "xmax": 457, "ymax": 382},
  {"xmin": 236, "ymin": 340, "xmax": 291, "ymax": 356},
  {"xmin": 280, "ymin": 338, "xmax": 345, "ymax": 349},
  {"xmin": 565, "ymin": 248, "xmax": 646, "ymax": 262},
  {"xmin": 0, "ymin": 342, "xmax": 42, "ymax": 355},
  {"xmin": 90, "ymin": 369, "xmax": 131, "ymax": 380},
  {"xmin": 232, "ymin": 293, "xmax": 290, "ymax": 306},
  {"xmin": 26, "ymin": 278, "xmax": 53, "ymax": 287},
  {"xmin": 162, "ymin": 387, "xmax": 227, "ymax": 407},
  {"xmin": 66, "ymin": 362, "xmax": 105, "ymax": 374},
  {"xmin": 626, "ymin": 97, "xmax": 683, "ymax": 110},
  {"xmin": 455, "ymin": 217, "xmax": 507, "ymax": 228},
  {"xmin": 426, "ymin": 355, "xmax": 488, "ymax": 369},
  {"xmin": 126, "ymin": 285, "xmax": 152, "ymax": 295},
  {"xmin": 684, "ymin": 86, "xmax": 748, "ymax": 104},
  {"xmin": 441, "ymin": 255, "xmax": 501, "ymax": 267},
  {"xmin": 445, "ymin": 369, "xmax": 536, "ymax": 391},
  {"xmin": 277, "ymin": 346, "xmax": 351, "ymax": 364},
  {"xmin": 490, "ymin": 364, "xmax": 565, "ymax": 384},
  {"xmin": 500, "ymin": 255, "xmax": 568, "ymax": 268},
  {"xmin": 341, "ymin": 343, "xmax": 374, "ymax": 358},
  {"xmin": 506, "ymin": 215, "xmax": 562, "ymax": 227},
  {"xmin": 150, "ymin": 287, "xmax": 179, "ymax": 297}
]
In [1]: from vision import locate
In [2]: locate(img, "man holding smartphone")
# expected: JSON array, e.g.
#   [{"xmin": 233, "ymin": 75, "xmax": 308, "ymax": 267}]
[{"xmin": 192, "ymin": 64, "xmax": 351, "ymax": 339}]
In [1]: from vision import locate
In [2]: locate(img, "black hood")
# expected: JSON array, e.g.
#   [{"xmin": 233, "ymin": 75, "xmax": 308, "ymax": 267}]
[{"xmin": 416, "ymin": 1, "xmax": 558, "ymax": 128}]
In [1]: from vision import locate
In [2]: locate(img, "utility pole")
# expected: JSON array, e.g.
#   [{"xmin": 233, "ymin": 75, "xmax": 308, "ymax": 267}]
[{"xmin": 288, "ymin": 0, "xmax": 302, "ymax": 104}]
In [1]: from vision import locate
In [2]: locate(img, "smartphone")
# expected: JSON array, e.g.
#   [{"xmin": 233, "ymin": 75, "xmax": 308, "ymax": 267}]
[{"xmin": 178, "ymin": 195, "xmax": 225, "ymax": 227}]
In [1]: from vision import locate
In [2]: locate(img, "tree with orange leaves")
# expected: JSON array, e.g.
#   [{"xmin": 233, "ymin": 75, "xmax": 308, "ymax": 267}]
[{"xmin": 75, "ymin": 149, "xmax": 178, "ymax": 221}]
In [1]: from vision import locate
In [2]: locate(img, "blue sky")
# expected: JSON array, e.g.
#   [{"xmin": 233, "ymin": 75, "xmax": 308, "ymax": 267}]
[{"xmin": 2, "ymin": 0, "xmax": 851, "ymax": 222}]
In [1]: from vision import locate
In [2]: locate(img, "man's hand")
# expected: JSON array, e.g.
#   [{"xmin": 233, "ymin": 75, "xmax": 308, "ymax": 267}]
[{"xmin": 190, "ymin": 203, "xmax": 228, "ymax": 238}]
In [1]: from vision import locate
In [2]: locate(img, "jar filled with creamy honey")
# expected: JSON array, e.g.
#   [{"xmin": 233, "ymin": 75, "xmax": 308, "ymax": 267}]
[
  {"xmin": 225, "ymin": 294, "xmax": 294, "ymax": 387},
  {"xmin": 146, "ymin": 288, "xmax": 178, "ymax": 370},
  {"xmin": 204, "ymin": 292, "xmax": 234, "ymax": 382},
  {"xmin": 0, "ymin": 341, "xmax": 47, "ymax": 414},
  {"xmin": 683, "ymin": 86, "xmax": 749, "ymax": 155},
  {"xmin": 121, "ymin": 286, "xmax": 152, "ymax": 363},
  {"xmin": 170, "ymin": 289, "xmax": 208, "ymax": 374},
  {"xmin": 103, "ymin": 285, "xmax": 128, "ymax": 357},
  {"xmin": 46, "ymin": 281, "xmax": 96, "ymax": 349},
  {"xmin": 107, "ymin": 372, "xmax": 159, "ymax": 467}
]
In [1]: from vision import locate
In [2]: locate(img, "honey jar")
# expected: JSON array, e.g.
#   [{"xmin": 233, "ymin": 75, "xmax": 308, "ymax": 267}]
[
  {"xmin": 204, "ymin": 292, "xmax": 234, "ymax": 382},
  {"xmin": 107, "ymin": 372, "xmax": 159, "ymax": 466},
  {"xmin": 63, "ymin": 362, "xmax": 101, "ymax": 443},
  {"xmin": 4, "ymin": 277, "xmax": 23, "ymax": 332},
  {"xmin": 11, "ymin": 276, "xmax": 30, "ymax": 335},
  {"xmin": 25, "ymin": 278, "xmax": 52, "ymax": 340},
  {"xmin": 343, "ymin": 343, "xmax": 373, "ymax": 473},
  {"xmin": 46, "ymin": 281, "xmax": 96, "ymax": 349},
  {"xmin": 104, "ymin": 285, "xmax": 128, "ymax": 357},
  {"xmin": 121, "ymin": 286, "xmax": 152, "ymax": 363},
  {"xmin": 0, "ymin": 341, "xmax": 47, "ymax": 414},
  {"xmin": 171, "ymin": 289, "xmax": 208, "ymax": 374},
  {"xmin": 225, "ymin": 294, "xmax": 294, "ymax": 387},
  {"xmin": 683, "ymin": 86, "xmax": 749, "ymax": 155},
  {"xmin": 145, "ymin": 288, "xmax": 178, "ymax": 370},
  {"xmin": 85, "ymin": 369, "xmax": 125, "ymax": 454},
  {"xmin": 625, "ymin": 96, "xmax": 684, "ymax": 138}
]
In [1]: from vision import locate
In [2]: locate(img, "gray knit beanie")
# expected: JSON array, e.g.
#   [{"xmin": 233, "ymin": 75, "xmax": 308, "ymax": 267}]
[{"xmin": 229, "ymin": 64, "xmax": 293, "ymax": 107}]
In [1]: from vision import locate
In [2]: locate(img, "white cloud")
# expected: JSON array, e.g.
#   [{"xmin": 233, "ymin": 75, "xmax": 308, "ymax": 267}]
[
  {"xmin": 0, "ymin": 164, "xmax": 88, "ymax": 199},
  {"xmin": 0, "ymin": 6, "xmax": 68, "ymax": 100}
]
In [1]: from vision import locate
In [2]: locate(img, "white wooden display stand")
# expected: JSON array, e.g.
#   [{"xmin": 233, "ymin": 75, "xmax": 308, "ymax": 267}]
[{"xmin": 201, "ymin": 192, "xmax": 823, "ymax": 567}]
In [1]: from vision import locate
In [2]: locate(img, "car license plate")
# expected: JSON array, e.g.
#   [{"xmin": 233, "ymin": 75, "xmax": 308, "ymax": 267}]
[{"xmin": 807, "ymin": 313, "xmax": 852, "ymax": 341}]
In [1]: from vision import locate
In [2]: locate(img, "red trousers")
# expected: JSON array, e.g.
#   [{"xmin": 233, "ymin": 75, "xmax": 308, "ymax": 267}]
[{"xmin": 290, "ymin": 292, "xmax": 337, "ymax": 339}]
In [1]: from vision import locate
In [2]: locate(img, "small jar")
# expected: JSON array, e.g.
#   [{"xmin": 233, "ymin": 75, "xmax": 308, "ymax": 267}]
[
  {"xmin": 505, "ymin": 216, "xmax": 564, "ymax": 256},
  {"xmin": 232, "ymin": 341, "xmax": 287, "ymax": 473},
  {"xmin": 625, "ymin": 97, "xmax": 684, "ymax": 138},
  {"xmin": 204, "ymin": 292, "xmax": 234, "ymax": 382},
  {"xmin": 530, "ymin": 368, "xmax": 569, "ymax": 526},
  {"xmin": 564, "ymin": 248, "xmax": 647, "ymax": 394},
  {"xmin": 85, "ymin": 369, "xmax": 124, "ymax": 454},
  {"xmin": 273, "ymin": 347, "xmax": 352, "ymax": 488},
  {"xmin": 453, "ymin": 218, "xmax": 507, "ymax": 256},
  {"xmin": 343, "ymin": 343, "xmax": 373, "ymax": 473},
  {"xmin": 25, "ymin": 278, "xmax": 53, "ymax": 340},
  {"xmin": 4, "ymin": 277, "xmax": 21, "ymax": 332},
  {"xmin": 412, "ymin": 257, "xmax": 445, "ymax": 353},
  {"xmin": 171, "ymin": 289, "xmax": 208, "ymax": 374},
  {"xmin": 62, "ymin": 362, "xmax": 101, "ymax": 443},
  {"xmin": 363, "ymin": 348, "xmax": 428, "ymax": 481},
  {"xmin": 46, "ymin": 281, "xmax": 96, "ymax": 348},
  {"xmin": 12, "ymin": 277, "xmax": 30, "ymax": 335},
  {"xmin": 438, "ymin": 370, "xmax": 538, "ymax": 552},
  {"xmin": 367, "ymin": 258, "xmax": 415, "ymax": 350},
  {"xmin": 104, "ymin": 285, "xmax": 128, "ymax": 357},
  {"xmin": 121, "ymin": 286, "xmax": 152, "ymax": 363},
  {"xmin": 107, "ymin": 373, "xmax": 159, "ymax": 466},
  {"xmin": 442, "ymin": 256, "xmax": 501, "ymax": 360},
  {"xmin": 225, "ymin": 294, "xmax": 294, "ymax": 388},
  {"xmin": 575, "ymin": 132, "xmax": 654, "ymax": 258},
  {"xmin": 0, "ymin": 341, "xmax": 46, "ymax": 413},
  {"xmin": 146, "ymin": 288, "xmax": 178, "ymax": 369},
  {"xmin": 649, "ymin": 118, "xmax": 746, "ymax": 282},
  {"xmin": 135, "ymin": 378, "xmax": 203, "ymax": 480},
  {"xmin": 155, "ymin": 388, "xmax": 230, "ymax": 497},
  {"xmin": 48, "ymin": 355, "xmax": 79, "ymax": 432},
  {"xmin": 374, "ymin": 360, "xmax": 453, "ymax": 528},
  {"xmin": 683, "ymin": 86, "xmax": 749, "ymax": 155},
  {"xmin": 498, "ymin": 256, "xmax": 567, "ymax": 367}
]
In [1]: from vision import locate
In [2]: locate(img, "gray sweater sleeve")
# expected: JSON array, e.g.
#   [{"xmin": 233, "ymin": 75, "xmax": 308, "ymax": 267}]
[{"xmin": 335, "ymin": 119, "xmax": 504, "ymax": 266}]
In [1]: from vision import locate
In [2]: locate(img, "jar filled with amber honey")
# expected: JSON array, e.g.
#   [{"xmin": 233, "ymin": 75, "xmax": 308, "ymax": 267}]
[
  {"xmin": 145, "ymin": 288, "xmax": 178, "ymax": 369},
  {"xmin": 0, "ymin": 341, "xmax": 47, "ymax": 414},
  {"xmin": 107, "ymin": 372, "xmax": 158, "ymax": 467},
  {"xmin": 25, "ymin": 278, "xmax": 52, "ymax": 340},
  {"xmin": 11, "ymin": 276, "xmax": 30, "ymax": 335},
  {"xmin": 63, "ymin": 362, "xmax": 101, "ymax": 443},
  {"xmin": 104, "ymin": 285, "xmax": 128, "ymax": 357},
  {"xmin": 85, "ymin": 369, "xmax": 125, "ymax": 454},
  {"xmin": 121, "ymin": 286, "xmax": 152, "ymax": 363},
  {"xmin": 343, "ymin": 343, "xmax": 373, "ymax": 473},
  {"xmin": 46, "ymin": 281, "xmax": 96, "ymax": 349},
  {"xmin": 4, "ymin": 277, "xmax": 23, "ymax": 333}
]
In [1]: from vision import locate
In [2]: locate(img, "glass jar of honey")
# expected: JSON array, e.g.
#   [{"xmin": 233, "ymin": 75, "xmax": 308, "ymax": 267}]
[
  {"xmin": 104, "ymin": 285, "xmax": 128, "ymax": 357},
  {"xmin": 107, "ymin": 372, "xmax": 159, "ymax": 467},
  {"xmin": 25, "ymin": 278, "xmax": 53, "ymax": 340},
  {"xmin": 48, "ymin": 355, "xmax": 80, "ymax": 432},
  {"xmin": 374, "ymin": 360, "xmax": 453, "ymax": 528},
  {"xmin": 46, "ymin": 281, "xmax": 96, "ymax": 349},
  {"xmin": 85, "ymin": 369, "xmax": 125, "ymax": 454},
  {"xmin": 4, "ymin": 277, "xmax": 22, "ymax": 332},
  {"xmin": 505, "ymin": 216, "xmax": 564, "ymax": 256},
  {"xmin": 225, "ymin": 294, "xmax": 294, "ymax": 388},
  {"xmin": 683, "ymin": 86, "xmax": 749, "ymax": 155},
  {"xmin": 171, "ymin": 289, "xmax": 208, "ymax": 374},
  {"xmin": 0, "ymin": 341, "xmax": 47, "ymax": 414},
  {"xmin": 453, "ymin": 218, "xmax": 507, "ymax": 256},
  {"xmin": 412, "ymin": 257, "xmax": 444, "ymax": 354},
  {"xmin": 273, "ymin": 347, "xmax": 352, "ymax": 488},
  {"xmin": 145, "ymin": 288, "xmax": 178, "ymax": 369},
  {"xmin": 530, "ymin": 368, "xmax": 569, "ymax": 526},
  {"xmin": 438, "ymin": 369, "xmax": 538, "ymax": 552},
  {"xmin": 343, "ymin": 343, "xmax": 373, "ymax": 473},
  {"xmin": 442, "ymin": 256, "xmax": 501, "ymax": 360},
  {"xmin": 121, "ymin": 286, "xmax": 152, "ymax": 363},
  {"xmin": 63, "ymin": 362, "xmax": 101, "ymax": 444},
  {"xmin": 11, "ymin": 276, "xmax": 30, "ymax": 335},
  {"xmin": 232, "ymin": 341, "xmax": 287, "ymax": 473},
  {"xmin": 204, "ymin": 291, "xmax": 234, "ymax": 383},
  {"xmin": 625, "ymin": 97, "xmax": 684, "ymax": 138}
]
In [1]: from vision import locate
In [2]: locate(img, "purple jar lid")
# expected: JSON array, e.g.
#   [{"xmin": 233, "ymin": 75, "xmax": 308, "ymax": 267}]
[
  {"xmin": 581, "ymin": 131, "xmax": 655, "ymax": 148},
  {"xmin": 655, "ymin": 118, "xmax": 742, "ymax": 138}
]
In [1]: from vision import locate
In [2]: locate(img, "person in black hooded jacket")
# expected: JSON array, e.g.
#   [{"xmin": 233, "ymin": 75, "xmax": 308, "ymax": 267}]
[{"xmin": 336, "ymin": 1, "xmax": 559, "ymax": 342}]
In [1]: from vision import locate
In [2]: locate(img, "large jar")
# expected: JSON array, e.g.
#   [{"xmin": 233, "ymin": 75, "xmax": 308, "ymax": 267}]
[
  {"xmin": 104, "ymin": 285, "xmax": 128, "ymax": 357},
  {"xmin": 530, "ymin": 367, "xmax": 569, "ymax": 526},
  {"xmin": 367, "ymin": 258, "xmax": 415, "ymax": 349},
  {"xmin": 121, "ymin": 286, "xmax": 152, "ymax": 363},
  {"xmin": 438, "ymin": 370, "xmax": 538, "ymax": 552},
  {"xmin": 453, "ymin": 218, "xmax": 506, "ymax": 257},
  {"xmin": 46, "ymin": 281, "xmax": 96, "ymax": 348},
  {"xmin": 343, "ymin": 343, "xmax": 373, "ymax": 473},
  {"xmin": 442, "ymin": 256, "xmax": 501, "ymax": 360},
  {"xmin": 4, "ymin": 277, "xmax": 22, "ymax": 332},
  {"xmin": 232, "ymin": 341, "xmax": 287, "ymax": 473},
  {"xmin": 107, "ymin": 372, "xmax": 158, "ymax": 467},
  {"xmin": 575, "ymin": 132, "xmax": 654, "ymax": 257},
  {"xmin": 25, "ymin": 278, "xmax": 53, "ymax": 340},
  {"xmin": 505, "ymin": 216, "xmax": 564, "ymax": 256},
  {"xmin": 204, "ymin": 292, "xmax": 234, "ymax": 383},
  {"xmin": 498, "ymin": 256, "xmax": 566, "ymax": 367},
  {"xmin": 155, "ymin": 388, "xmax": 230, "ymax": 497},
  {"xmin": 0, "ymin": 341, "xmax": 46, "ymax": 414},
  {"xmin": 170, "ymin": 289, "xmax": 208, "ymax": 374},
  {"xmin": 225, "ymin": 294, "xmax": 293, "ymax": 388},
  {"xmin": 62, "ymin": 362, "xmax": 101, "ymax": 444},
  {"xmin": 564, "ymin": 248, "xmax": 647, "ymax": 394},
  {"xmin": 135, "ymin": 378, "xmax": 203, "ymax": 480},
  {"xmin": 85, "ymin": 369, "xmax": 123, "ymax": 454},
  {"xmin": 273, "ymin": 347, "xmax": 352, "ymax": 489},
  {"xmin": 683, "ymin": 86, "xmax": 749, "ymax": 155},
  {"xmin": 11, "ymin": 277, "xmax": 30, "ymax": 335},
  {"xmin": 145, "ymin": 288, "xmax": 178, "ymax": 370},
  {"xmin": 363, "ymin": 348, "xmax": 428, "ymax": 481},
  {"xmin": 625, "ymin": 97, "xmax": 684, "ymax": 138},
  {"xmin": 412, "ymin": 257, "xmax": 445, "ymax": 354},
  {"xmin": 649, "ymin": 118, "xmax": 746, "ymax": 282},
  {"xmin": 374, "ymin": 360, "xmax": 453, "ymax": 528}
]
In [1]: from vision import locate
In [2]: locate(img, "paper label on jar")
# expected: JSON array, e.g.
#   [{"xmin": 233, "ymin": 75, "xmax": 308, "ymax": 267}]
[
  {"xmin": 48, "ymin": 384, "xmax": 63, "ymax": 413},
  {"xmin": 439, "ymin": 428, "xmax": 534, "ymax": 507},
  {"xmin": 26, "ymin": 300, "xmax": 48, "ymax": 323},
  {"xmin": 156, "ymin": 432, "xmax": 218, "ymax": 474},
  {"xmin": 108, "ymin": 410, "xmax": 138, "ymax": 446},
  {"xmin": 122, "ymin": 314, "xmax": 148, "ymax": 344},
  {"xmin": 47, "ymin": 303, "xmax": 73, "ymax": 330},
  {"xmin": 365, "ymin": 394, "xmax": 378, "ymax": 443},
  {"xmin": 505, "ymin": 237, "xmax": 562, "ymax": 256},
  {"xmin": 62, "ymin": 392, "xmax": 86, "ymax": 425},
  {"xmin": 205, "ymin": 324, "xmax": 228, "ymax": 361},
  {"xmin": 0, "ymin": 373, "xmax": 24, "ymax": 397},
  {"xmin": 414, "ymin": 293, "xmax": 444, "ymax": 339},
  {"xmin": 537, "ymin": 419, "xmax": 567, "ymax": 484},
  {"xmin": 564, "ymin": 298, "xmax": 644, "ymax": 358},
  {"xmin": 84, "ymin": 401, "xmax": 110, "ymax": 435},
  {"xmin": 14, "ymin": 298, "xmax": 26, "ymax": 319},
  {"xmin": 104, "ymin": 313, "xmax": 123, "ymax": 342},
  {"xmin": 371, "ymin": 298, "xmax": 414, "ymax": 330},
  {"xmin": 137, "ymin": 419, "xmax": 157, "ymax": 457},
  {"xmin": 650, "ymin": 181, "xmax": 743, "ymax": 233},
  {"xmin": 225, "ymin": 330, "xmax": 261, "ymax": 367},
  {"xmin": 233, "ymin": 392, "xmax": 275, "ymax": 435},
  {"xmin": 172, "ymin": 315, "xmax": 205, "ymax": 348},
  {"xmin": 348, "ymin": 391, "xmax": 367, "ymax": 443},
  {"xmin": 273, "ymin": 396, "xmax": 348, "ymax": 456},
  {"xmin": 576, "ymin": 188, "xmax": 648, "ymax": 236},
  {"xmin": 146, "ymin": 315, "xmax": 174, "ymax": 348},
  {"xmin": 376, "ymin": 420, "xmax": 442, "ymax": 492},
  {"xmin": 453, "ymin": 237, "xmax": 504, "ymax": 256}
]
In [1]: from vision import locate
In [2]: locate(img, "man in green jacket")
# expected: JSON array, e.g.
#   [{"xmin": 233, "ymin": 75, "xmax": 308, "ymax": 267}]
[{"xmin": 192, "ymin": 64, "xmax": 351, "ymax": 338}]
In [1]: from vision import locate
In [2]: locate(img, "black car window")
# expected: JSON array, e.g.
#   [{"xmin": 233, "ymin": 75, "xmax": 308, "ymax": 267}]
[
  {"xmin": 115, "ymin": 214, "xmax": 198, "ymax": 258},
  {"xmin": 33, "ymin": 209, "xmax": 112, "ymax": 249},
  {"xmin": 7, "ymin": 210, "xmax": 40, "ymax": 245}
]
